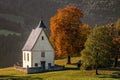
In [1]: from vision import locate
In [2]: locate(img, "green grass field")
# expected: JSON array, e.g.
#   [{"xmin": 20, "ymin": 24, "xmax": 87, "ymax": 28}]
[{"xmin": 0, "ymin": 57, "xmax": 120, "ymax": 80}]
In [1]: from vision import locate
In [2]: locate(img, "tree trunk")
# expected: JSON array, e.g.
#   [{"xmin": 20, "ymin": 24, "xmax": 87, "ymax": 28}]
[
  {"xmin": 95, "ymin": 52, "xmax": 99, "ymax": 75},
  {"xmin": 95, "ymin": 64, "xmax": 99, "ymax": 75},
  {"xmin": 113, "ymin": 55, "xmax": 118, "ymax": 67},
  {"xmin": 67, "ymin": 55, "xmax": 71, "ymax": 64}
]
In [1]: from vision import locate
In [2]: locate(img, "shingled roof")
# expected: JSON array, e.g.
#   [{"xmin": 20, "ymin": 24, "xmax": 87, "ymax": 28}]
[{"xmin": 22, "ymin": 20, "xmax": 46, "ymax": 51}]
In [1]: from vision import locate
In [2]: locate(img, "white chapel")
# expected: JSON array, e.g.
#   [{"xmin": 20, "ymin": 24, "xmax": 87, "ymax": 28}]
[{"xmin": 22, "ymin": 20, "xmax": 54, "ymax": 70}]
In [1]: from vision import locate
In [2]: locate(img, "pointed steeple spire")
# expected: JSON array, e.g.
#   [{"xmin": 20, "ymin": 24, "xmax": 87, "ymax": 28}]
[{"xmin": 38, "ymin": 20, "xmax": 46, "ymax": 28}]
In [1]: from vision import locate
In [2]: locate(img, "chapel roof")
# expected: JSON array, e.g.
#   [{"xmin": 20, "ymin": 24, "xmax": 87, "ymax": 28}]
[
  {"xmin": 22, "ymin": 27, "xmax": 42, "ymax": 51},
  {"xmin": 22, "ymin": 20, "xmax": 46, "ymax": 51}
]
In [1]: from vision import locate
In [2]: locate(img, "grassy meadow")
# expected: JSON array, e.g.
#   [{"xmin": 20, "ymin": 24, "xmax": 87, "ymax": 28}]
[{"xmin": 0, "ymin": 57, "xmax": 120, "ymax": 80}]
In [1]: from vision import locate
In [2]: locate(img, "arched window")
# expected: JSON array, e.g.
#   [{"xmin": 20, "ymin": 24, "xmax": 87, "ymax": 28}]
[{"xmin": 27, "ymin": 53, "xmax": 29, "ymax": 61}]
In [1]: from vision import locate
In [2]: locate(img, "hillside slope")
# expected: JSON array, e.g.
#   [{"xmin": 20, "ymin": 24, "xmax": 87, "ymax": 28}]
[
  {"xmin": 1, "ymin": 0, "xmax": 120, "ymax": 31},
  {"xmin": 0, "ymin": 0, "xmax": 120, "ymax": 67}
]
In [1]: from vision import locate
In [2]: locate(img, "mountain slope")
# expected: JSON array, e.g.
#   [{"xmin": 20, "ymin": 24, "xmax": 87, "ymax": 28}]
[{"xmin": 0, "ymin": 0, "xmax": 120, "ymax": 67}]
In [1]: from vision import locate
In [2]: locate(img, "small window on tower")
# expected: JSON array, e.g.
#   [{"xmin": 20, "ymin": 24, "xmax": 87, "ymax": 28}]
[{"xmin": 42, "ymin": 36, "xmax": 44, "ymax": 40}]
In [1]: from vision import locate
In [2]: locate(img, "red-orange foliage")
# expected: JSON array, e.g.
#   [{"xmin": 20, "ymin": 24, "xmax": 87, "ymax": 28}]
[
  {"xmin": 50, "ymin": 6, "xmax": 89, "ymax": 59},
  {"xmin": 114, "ymin": 19, "xmax": 120, "ymax": 44}
]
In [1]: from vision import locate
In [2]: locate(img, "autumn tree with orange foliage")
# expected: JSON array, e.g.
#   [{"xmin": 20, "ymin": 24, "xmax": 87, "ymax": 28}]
[
  {"xmin": 112, "ymin": 19, "xmax": 120, "ymax": 67},
  {"xmin": 50, "ymin": 6, "xmax": 89, "ymax": 64}
]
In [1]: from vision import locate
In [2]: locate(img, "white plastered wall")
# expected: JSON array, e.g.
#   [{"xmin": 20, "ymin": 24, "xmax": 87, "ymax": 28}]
[
  {"xmin": 32, "ymin": 30, "xmax": 54, "ymax": 69},
  {"xmin": 22, "ymin": 51, "xmax": 32, "ymax": 68}
]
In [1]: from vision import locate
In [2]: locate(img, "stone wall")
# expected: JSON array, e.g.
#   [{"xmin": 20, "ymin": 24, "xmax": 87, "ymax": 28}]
[{"xmin": 15, "ymin": 65, "xmax": 65, "ymax": 74}]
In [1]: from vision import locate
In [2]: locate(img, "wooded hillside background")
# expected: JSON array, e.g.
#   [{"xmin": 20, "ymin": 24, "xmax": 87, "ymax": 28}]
[{"xmin": 0, "ymin": 0, "xmax": 120, "ymax": 67}]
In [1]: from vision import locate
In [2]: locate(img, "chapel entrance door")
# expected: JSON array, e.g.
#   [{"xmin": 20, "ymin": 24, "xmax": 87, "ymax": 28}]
[{"xmin": 41, "ymin": 61, "xmax": 46, "ymax": 70}]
